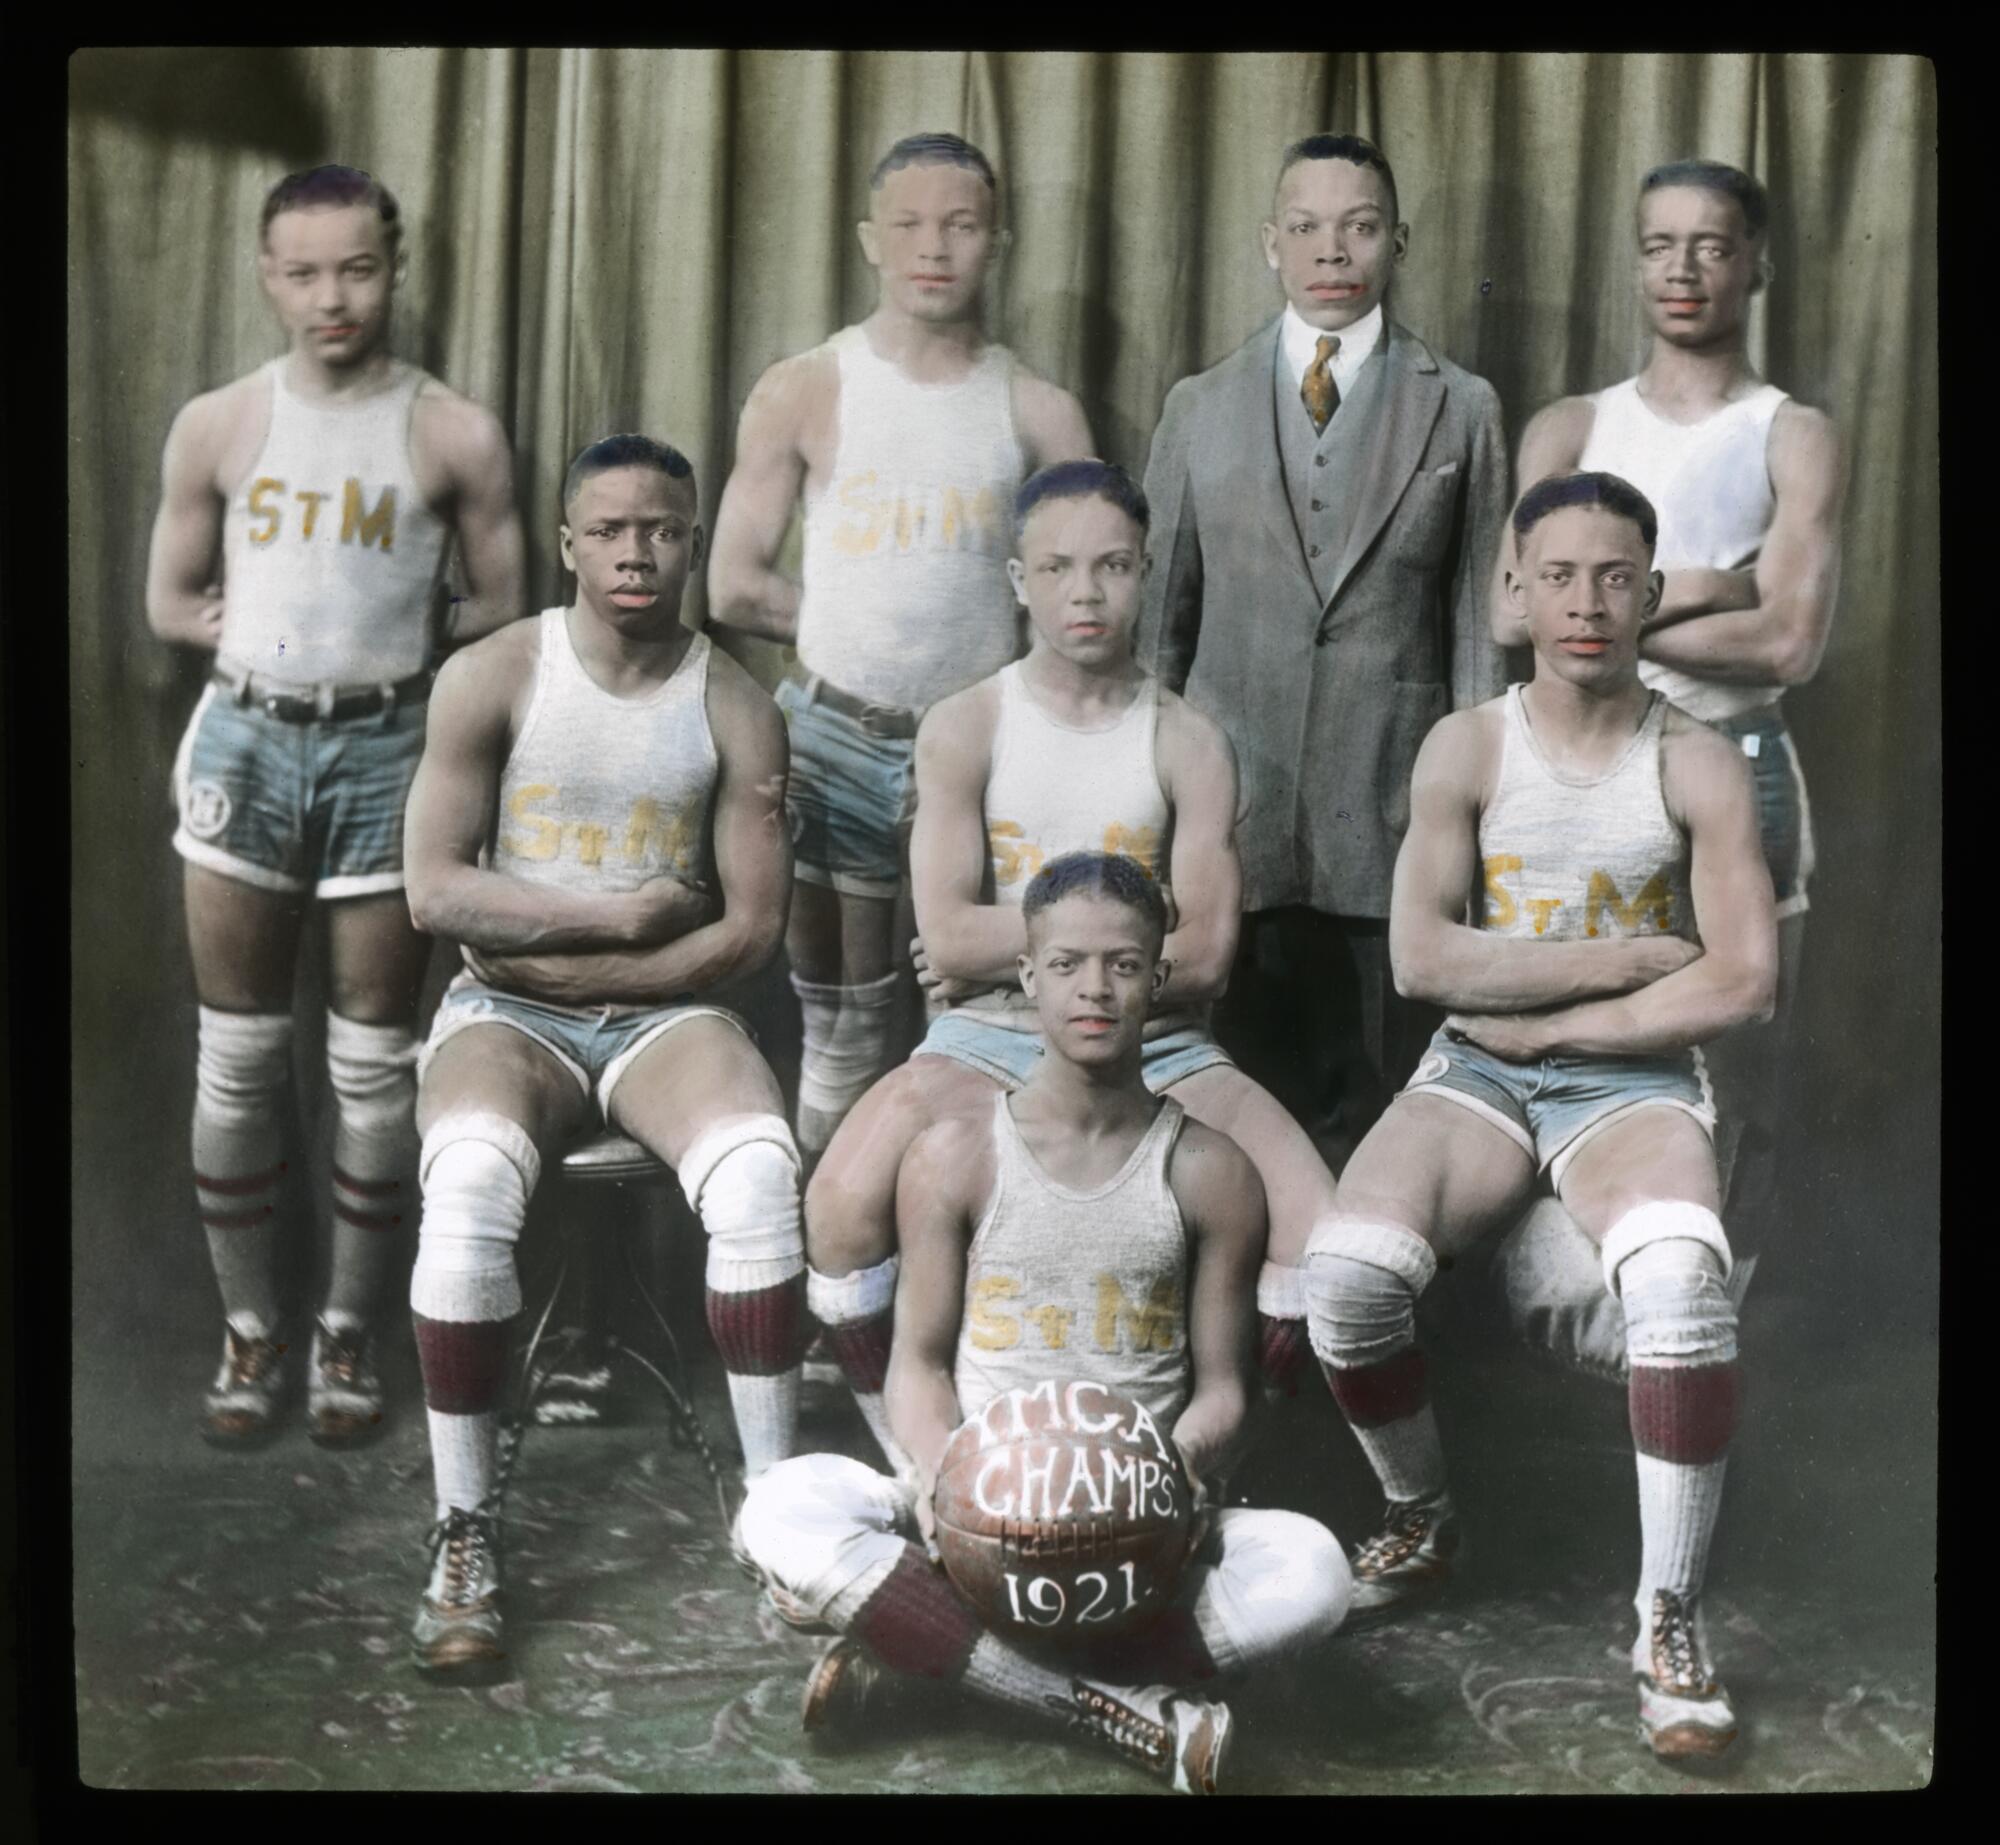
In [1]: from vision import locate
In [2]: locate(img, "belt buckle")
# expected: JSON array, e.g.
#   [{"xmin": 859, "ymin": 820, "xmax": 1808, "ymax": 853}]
[
  {"xmin": 315, "ymin": 682, "xmax": 338, "ymax": 721},
  {"xmin": 858, "ymin": 704, "xmax": 896, "ymax": 739}
]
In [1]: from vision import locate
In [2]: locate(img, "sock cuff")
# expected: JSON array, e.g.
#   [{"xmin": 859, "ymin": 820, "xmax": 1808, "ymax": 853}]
[
  {"xmin": 420, "ymin": 1108, "xmax": 541, "ymax": 1194},
  {"xmin": 678, "ymin": 1112, "xmax": 801, "ymax": 1210},
  {"xmin": 198, "ymin": 1006, "xmax": 294, "ymax": 1052},
  {"xmin": 1602, "ymin": 1201, "xmax": 1732, "ymax": 1297},
  {"xmin": 325, "ymin": 1011, "xmax": 418, "ymax": 1058},
  {"xmin": 1306, "ymin": 1217, "xmax": 1438, "ymax": 1293},
  {"xmin": 808, "ymin": 1255, "xmax": 899, "ymax": 1326},
  {"xmin": 1257, "ymin": 1259, "xmax": 1307, "ymax": 1321}
]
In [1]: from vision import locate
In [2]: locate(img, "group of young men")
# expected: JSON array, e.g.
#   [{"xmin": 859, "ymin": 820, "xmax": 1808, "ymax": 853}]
[{"xmin": 144, "ymin": 126, "xmax": 1845, "ymax": 1792}]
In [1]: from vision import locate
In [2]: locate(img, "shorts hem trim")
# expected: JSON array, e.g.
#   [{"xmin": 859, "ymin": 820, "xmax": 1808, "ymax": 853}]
[
  {"xmin": 318, "ymin": 870, "xmax": 408, "ymax": 899},
  {"xmin": 420, "ymin": 1010, "xmax": 592, "ymax": 1098},
  {"xmin": 172, "ymin": 833, "xmax": 309, "ymax": 895},
  {"xmin": 598, "ymin": 1007, "xmax": 756, "ymax": 1117},
  {"xmin": 792, "ymin": 859, "xmax": 901, "ymax": 900},
  {"xmin": 1546, "ymin": 1096, "xmax": 1717, "ymax": 1193},
  {"xmin": 1400, "ymin": 1081, "xmax": 1537, "ymax": 1161}
]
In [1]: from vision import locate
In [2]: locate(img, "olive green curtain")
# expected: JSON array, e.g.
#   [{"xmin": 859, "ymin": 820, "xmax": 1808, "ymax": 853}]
[{"xmin": 69, "ymin": 49, "xmax": 1938, "ymax": 1297}]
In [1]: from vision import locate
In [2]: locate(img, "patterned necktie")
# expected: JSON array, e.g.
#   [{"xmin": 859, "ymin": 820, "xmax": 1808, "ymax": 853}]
[{"xmin": 1302, "ymin": 333, "xmax": 1342, "ymax": 433}]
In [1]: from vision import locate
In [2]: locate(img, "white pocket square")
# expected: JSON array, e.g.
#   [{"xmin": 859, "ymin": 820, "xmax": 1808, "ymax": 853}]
[{"xmin": 1428, "ymin": 461, "xmax": 1461, "ymax": 478}]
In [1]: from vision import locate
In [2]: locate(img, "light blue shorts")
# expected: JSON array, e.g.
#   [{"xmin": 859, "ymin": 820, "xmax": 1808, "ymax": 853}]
[
  {"xmin": 170, "ymin": 683, "xmax": 427, "ymax": 899},
  {"xmin": 1708, "ymin": 707, "xmax": 1814, "ymax": 920},
  {"xmin": 915, "ymin": 1009, "xmax": 1236, "ymax": 1095},
  {"xmin": 418, "ymin": 973, "xmax": 754, "ymax": 1120},
  {"xmin": 1400, "ymin": 1027, "xmax": 1715, "ymax": 1192},
  {"xmin": 774, "ymin": 677, "xmax": 915, "ymax": 900}
]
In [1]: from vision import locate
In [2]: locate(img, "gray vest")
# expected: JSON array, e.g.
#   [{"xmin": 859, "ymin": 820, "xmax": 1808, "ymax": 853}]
[{"xmin": 1273, "ymin": 334, "xmax": 1392, "ymax": 607}]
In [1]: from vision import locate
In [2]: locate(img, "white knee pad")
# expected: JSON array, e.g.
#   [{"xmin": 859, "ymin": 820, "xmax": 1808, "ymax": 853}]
[
  {"xmin": 1302, "ymin": 1218, "xmax": 1435, "ymax": 1370},
  {"xmin": 1609, "ymin": 1207, "xmax": 1739, "ymax": 1368},
  {"xmin": 793, "ymin": 972, "xmax": 899, "ymax": 1113},
  {"xmin": 325, "ymin": 1012, "xmax": 418, "ymax": 1142},
  {"xmin": 195, "ymin": 1007, "xmax": 293, "ymax": 1130},
  {"xmin": 1600, "ymin": 1200, "xmax": 1733, "ymax": 1297},
  {"xmin": 681, "ymin": 1114, "xmax": 805, "ymax": 1268},
  {"xmin": 411, "ymin": 1110, "xmax": 540, "ymax": 1321}
]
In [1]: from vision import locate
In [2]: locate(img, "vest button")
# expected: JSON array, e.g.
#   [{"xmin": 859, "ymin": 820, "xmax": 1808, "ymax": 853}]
[
  {"xmin": 1309, "ymin": 543, "xmax": 1322, "ymax": 558},
  {"xmin": 1314, "ymin": 454, "xmax": 1328, "ymax": 467},
  {"xmin": 1311, "ymin": 500, "xmax": 1324, "ymax": 512}
]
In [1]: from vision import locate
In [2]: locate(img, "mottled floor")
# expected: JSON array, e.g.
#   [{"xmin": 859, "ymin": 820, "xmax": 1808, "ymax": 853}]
[{"xmin": 72, "ymin": 1246, "xmax": 1935, "ymax": 1796}]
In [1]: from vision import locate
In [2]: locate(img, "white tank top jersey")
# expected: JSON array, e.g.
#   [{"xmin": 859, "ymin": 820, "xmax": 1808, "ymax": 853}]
[
  {"xmin": 954, "ymin": 1093, "xmax": 1192, "ymax": 1431},
  {"xmin": 958, "ymin": 664, "xmax": 1199, "ymax": 1038},
  {"xmin": 485, "ymin": 610, "xmax": 717, "ymax": 933},
  {"xmin": 220, "ymin": 359, "xmax": 453, "ymax": 686},
  {"xmin": 1478, "ymin": 687, "xmax": 1695, "ymax": 948},
  {"xmin": 1578, "ymin": 377, "xmax": 1790, "ymax": 722},
  {"xmin": 795, "ymin": 325, "xmax": 1027, "ymax": 713}
]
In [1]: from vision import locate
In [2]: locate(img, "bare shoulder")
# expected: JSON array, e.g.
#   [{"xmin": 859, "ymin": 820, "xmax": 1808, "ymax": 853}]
[
  {"xmin": 1519, "ymin": 394, "xmax": 1596, "ymax": 464},
  {"xmin": 1768, "ymin": 398, "xmax": 1845, "ymax": 482},
  {"xmin": 917, "ymin": 678, "xmax": 1002, "ymax": 762},
  {"xmin": 1660, "ymin": 707, "xmax": 1753, "ymax": 811},
  {"xmin": 166, "ymin": 370, "xmax": 269, "ymax": 480},
  {"xmin": 742, "ymin": 345, "xmax": 838, "ymax": 437},
  {"xmin": 410, "ymin": 378, "xmax": 511, "ymax": 469},
  {"xmin": 1168, "ymin": 1114, "xmax": 1263, "ymax": 1224},
  {"xmin": 1420, "ymin": 702, "xmax": 1501, "ymax": 777},
  {"xmin": 1156, "ymin": 687, "xmax": 1236, "ymax": 779},
  {"xmin": 1008, "ymin": 357, "xmax": 1092, "ymax": 465},
  {"xmin": 702, "ymin": 640, "xmax": 787, "ymax": 754},
  {"xmin": 904, "ymin": 1109, "xmax": 995, "ymax": 1217},
  {"xmin": 433, "ymin": 614, "xmax": 539, "ymax": 716}
]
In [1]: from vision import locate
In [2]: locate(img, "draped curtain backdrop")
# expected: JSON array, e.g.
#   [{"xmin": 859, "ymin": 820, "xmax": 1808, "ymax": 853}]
[{"xmin": 69, "ymin": 50, "xmax": 1938, "ymax": 1337}]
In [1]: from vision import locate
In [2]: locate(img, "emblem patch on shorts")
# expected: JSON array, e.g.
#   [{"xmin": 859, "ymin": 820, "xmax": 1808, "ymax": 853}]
[
  {"xmin": 1410, "ymin": 1050, "xmax": 1451, "ymax": 1087},
  {"xmin": 183, "ymin": 779, "xmax": 233, "ymax": 840}
]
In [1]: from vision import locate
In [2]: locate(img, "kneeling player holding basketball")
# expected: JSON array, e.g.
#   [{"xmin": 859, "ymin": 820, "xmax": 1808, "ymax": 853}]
[
  {"xmin": 737, "ymin": 853, "xmax": 1349, "ymax": 1793},
  {"xmin": 1305, "ymin": 472, "xmax": 1776, "ymax": 1763}
]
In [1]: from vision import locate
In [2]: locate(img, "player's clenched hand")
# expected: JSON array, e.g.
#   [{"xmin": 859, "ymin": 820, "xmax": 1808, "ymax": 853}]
[
  {"xmin": 914, "ymin": 1475, "xmax": 943, "ymax": 1565},
  {"xmin": 624, "ymin": 873, "xmax": 717, "ymax": 946},
  {"xmin": 1445, "ymin": 1010, "xmax": 1549, "ymax": 1063},
  {"xmin": 911, "ymin": 934, "xmax": 998, "ymax": 1007}
]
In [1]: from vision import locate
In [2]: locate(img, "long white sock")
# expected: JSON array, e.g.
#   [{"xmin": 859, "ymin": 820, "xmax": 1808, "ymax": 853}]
[
  {"xmin": 324, "ymin": 1013, "xmax": 418, "ymax": 1327},
  {"xmin": 192, "ymin": 1007, "xmax": 294, "ymax": 1339},
  {"xmin": 427, "ymin": 1409, "xmax": 498, "ymax": 1519},
  {"xmin": 1635, "ymin": 1452, "xmax": 1730, "ymax": 1616},
  {"xmin": 793, "ymin": 971, "xmax": 900, "ymax": 1155},
  {"xmin": 807, "ymin": 1259, "xmax": 913, "ymax": 1479}
]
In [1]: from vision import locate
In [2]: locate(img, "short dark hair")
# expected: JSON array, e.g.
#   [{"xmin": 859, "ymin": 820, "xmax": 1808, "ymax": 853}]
[
  {"xmin": 1276, "ymin": 133, "xmax": 1399, "ymax": 224},
  {"xmin": 1013, "ymin": 459, "xmax": 1150, "ymax": 547},
  {"xmin": 561, "ymin": 434, "xmax": 696, "ymax": 515},
  {"xmin": 1022, "ymin": 850, "xmax": 1169, "ymax": 945},
  {"xmin": 1512, "ymin": 472, "xmax": 1659, "ymax": 551},
  {"xmin": 871, "ymin": 132, "xmax": 998, "ymax": 199},
  {"xmin": 260, "ymin": 165, "xmax": 402, "ymax": 258},
  {"xmin": 1638, "ymin": 159, "xmax": 1768, "ymax": 243}
]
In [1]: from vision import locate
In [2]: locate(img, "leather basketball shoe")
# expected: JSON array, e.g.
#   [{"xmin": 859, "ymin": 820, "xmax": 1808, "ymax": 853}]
[
  {"xmin": 1061, "ymin": 1681, "xmax": 1233, "ymax": 1795},
  {"xmin": 201, "ymin": 1324, "xmax": 292, "ymax": 1446},
  {"xmin": 1347, "ymin": 1491, "xmax": 1463, "ymax": 1623},
  {"xmin": 1634, "ymin": 1589, "xmax": 1738, "ymax": 1763},
  {"xmin": 307, "ymin": 1316, "xmax": 385, "ymax": 1447},
  {"xmin": 411, "ymin": 1505, "xmax": 506, "ymax": 1680},
  {"xmin": 799, "ymin": 1636, "xmax": 914, "ymax": 1739}
]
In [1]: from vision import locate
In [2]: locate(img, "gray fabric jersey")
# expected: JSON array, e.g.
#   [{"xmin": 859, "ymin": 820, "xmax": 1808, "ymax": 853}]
[
  {"xmin": 954, "ymin": 1092, "xmax": 1192, "ymax": 1430},
  {"xmin": 1478, "ymin": 686, "xmax": 1694, "ymax": 946},
  {"xmin": 488, "ymin": 608, "xmax": 717, "ymax": 910}
]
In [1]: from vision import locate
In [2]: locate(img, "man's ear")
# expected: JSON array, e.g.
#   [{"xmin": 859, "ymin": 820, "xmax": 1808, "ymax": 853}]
[
  {"xmin": 690, "ymin": 522, "xmax": 707, "ymax": 570},
  {"xmin": 1392, "ymin": 220, "xmax": 1411, "ymax": 266},
  {"xmin": 392, "ymin": 246, "xmax": 411, "ymax": 288},
  {"xmin": 1259, "ymin": 220, "xmax": 1281, "ymax": 273},
  {"xmin": 558, "ymin": 524, "xmax": 576, "ymax": 574},
  {"xmin": 857, "ymin": 217, "xmax": 881, "ymax": 268},
  {"xmin": 1017, "ymin": 953, "xmax": 1037, "ymax": 997},
  {"xmin": 1503, "ymin": 565, "xmax": 1529, "ymax": 623},
  {"xmin": 1751, "ymin": 255, "xmax": 1774, "ymax": 296},
  {"xmin": 1151, "ymin": 957, "xmax": 1171, "ymax": 999},
  {"xmin": 1006, "ymin": 556, "xmax": 1029, "ymax": 607},
  {"xmin": 1642, "ymin": 568, "xmax": 1666, "ymax": 622}
]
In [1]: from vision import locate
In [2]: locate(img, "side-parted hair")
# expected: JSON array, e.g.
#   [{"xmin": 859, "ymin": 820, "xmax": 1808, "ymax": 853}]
[
  {"xmin": 562, "ymin": 434, "xmax": 696, "ymax": 515},
  {"xmin": 260, "ymin": 165, "xmax": 402, "ymax": 258},
  {"xmin": 1023, "ymin": 850, "xmax": 1169, "ymax": 944},
  {"xmin": 1512, "ymin": 472, "xmax": 1659, "ymax": 551},
  {"xmin": 1276, "ymin": 133, "xmax": 1400, "ymax": 224},
  {"xmin": 1013, "ymin": 459, "xmax": 1150, "ymax": 547},
  {"xmin": 871, "ymin": 132, "xmax": 998, "ymax": 199},
  {"xmin": 1638, "ymin": 159, "xmax": 1769, "ymax": 243}
]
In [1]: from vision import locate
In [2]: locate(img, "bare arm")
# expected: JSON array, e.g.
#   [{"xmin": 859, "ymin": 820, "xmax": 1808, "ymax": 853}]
[
  {"xmin": 1136, "ymin": 382, "xmax": 1204, "ymax": 692},
  {"xmin": 1491, "ymin": 398, "xmax": 1591, "ymax": 648},
  {"xmin": 403, "ymin": 639, "xmax": 693, "ymax": 953},
  {"xmin": 909, "ymin": 688, "xmax": 1027, "ymax": 986},
  {"xmin": 1451, "ymin": 380, "xmax": 1512, "ymax": 708},
  {"xmin": 1169, "ymin": 1122, "xmax": 1264, "ymax": 1488},
  {"xmin": 472, "ymin": 657, "xmax": 791, "ymax": 1005},
  {"xmin": 428, "ymin": 395, "xmax": 528, "ymax": 645},
  {"xmin": 707, "ymin": 358, "xmax": 815, "ymax": 645},
  {"xmin": 1639, "ymin": 405, "xmax": 1847, "ymax": 685},
  {"xmin": 1011, "ymin": 368, "xmax": 1095, "ymax": 471},
  {"xmin": 144, "ymin": 395, "xmax": 229, "ymax": 648},
  {"xmin": 886, "ymin": 1118, "xmax": 988, "ymax": 1495},
  {"xmin": 1390, "ymin": 712, "xmax": 1701, "ymax": 1012},
  {"xmin": 1455, "ymin": 720, "xmax": 1775, "ymax": 1060},
  {"xmin": 1153, "ymin": 699, "xmax": 1241, "ymax": 1006}
]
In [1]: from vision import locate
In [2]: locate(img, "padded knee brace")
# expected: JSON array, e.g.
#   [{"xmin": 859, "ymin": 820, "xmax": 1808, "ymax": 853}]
[
  {"xmin": 684, "ymin": 1115, "xmax": 807, "ymax": 1375},
  {"xmin": 325, "ymin": 1012, "xmax": 418, "ymax": 1147},
  {"xmin": 410, "ymin": 1110, "xmax": 539, "ymax": 1325},
  {"xmin": 194, "ymin": 1007, "xmax": 293, "ymax": 1134},
  {"xmin": 1604, "ymin": 1203, "xmax": 1738, "ymax": 1368},
  {"xmin": 1303, "ymin": 1219, "xmax": 1437, "ymax": 1371},
  {"xmin": 793, "ymin": 972, "xmax": 899, "ymax": 1129}
]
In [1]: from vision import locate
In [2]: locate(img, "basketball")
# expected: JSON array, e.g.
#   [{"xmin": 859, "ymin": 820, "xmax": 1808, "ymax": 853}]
[{"xmin": 932, "ymin": 1378, "xmax": 1194, "ymax": 1641}]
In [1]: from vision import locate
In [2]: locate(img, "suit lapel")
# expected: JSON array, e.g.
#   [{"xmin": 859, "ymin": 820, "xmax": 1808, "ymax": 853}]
[
  {"xmin": 1234, "ymin": 320, "xmax": 1319, "ymax": 601},
  {"xmin": 1322, "ymin": 321, "xmax": 1446, "ymax": 612}
]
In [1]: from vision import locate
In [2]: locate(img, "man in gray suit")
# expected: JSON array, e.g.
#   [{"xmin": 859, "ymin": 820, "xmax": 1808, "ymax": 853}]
[{"xmin": 1139, "ymin": 133, "xmax": 1510, "ymax": 1189}]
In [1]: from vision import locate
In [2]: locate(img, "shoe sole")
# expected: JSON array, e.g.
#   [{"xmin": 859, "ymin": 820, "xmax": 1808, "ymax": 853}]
[
  {"xmin": 413, "ymin": 1638, "xmax": 509, "ymax": 1684},
  {"xmin": 308, "ymin": 1414, "xmax": 387, "ymax": 1448},
  {"xmin": 1644, "ymin": 1719, "xmax": 1738, "ymax": 1765},
  {"xmin": 201, "ymin": 1415, "xmax": 287, "ymax": 1450}
]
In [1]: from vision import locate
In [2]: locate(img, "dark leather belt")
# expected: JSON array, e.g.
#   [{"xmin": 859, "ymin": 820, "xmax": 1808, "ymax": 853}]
[
  {"xmin": 793, "ymin": 671, "xmax": 919, "ymax": 741},
  {"xmin": 213, "ymin": 661, "xmax": 433, "ymax": 723}
]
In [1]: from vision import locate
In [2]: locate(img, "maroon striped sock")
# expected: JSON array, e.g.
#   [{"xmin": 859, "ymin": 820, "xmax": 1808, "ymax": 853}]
[
  {"xmin": 196, "ymin": 1160, "xmax": 287, "ymax": 1331},
  {"xmin": 707, "ymin": 1274, "xmax": 808, "ymax": 1377},
  {"xmin": 823, "ymin": 1309, "xmax": 894, "ymax": 1397},
  {"xmin": 1629, "ymin": 1362, "xmax": 1741, "ymax": 1464},
  {"xmin": 850, "ymin": 1546, "xmax": 985, "ymax": 1680},
  {"xmin": 1258, "ymin": 1314, "xmax": 1314, "ymax": 1398},
  {"xmin": 412, "ymin": 1312, "xmax": 513, "ymax": 1416},
  {"xmin": 1322, "ymin": 1344, "xmax": 1431, "ymax": 1428}
]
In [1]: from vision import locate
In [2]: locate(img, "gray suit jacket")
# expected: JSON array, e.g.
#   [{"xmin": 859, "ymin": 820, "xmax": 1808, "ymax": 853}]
[{"xmin": 1139, "ymin": 316, "xmax": 1509, "ymax": 918}]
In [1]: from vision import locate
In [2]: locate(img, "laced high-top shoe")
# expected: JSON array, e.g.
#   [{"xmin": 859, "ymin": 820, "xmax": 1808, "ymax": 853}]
[
  {"xmin": 798, "ymin": 1636, "xmax": 923, "ymax": 1739},
  {"xmin": 307, "ymin": 1316, "xmax": 384, "ymax": 1447},
  {"xmin": 411, "ymin": 1504, "xmax": 506, "ymax": 1680},
  {"xmin": 1633, "ymin": 1589, "xmax": 1737, "ymax": 1763},
  {"xmin": 1057, "ymin": 1680, "xmax": 1233, "ymax": 1795},
  {"xmin": 201, "ymin": 1325, "xmax": 292, "ymax": 1447},
  {"xmin": 1347, "ymin": 1491, "xmax": 1462, "ymax": 1623}
]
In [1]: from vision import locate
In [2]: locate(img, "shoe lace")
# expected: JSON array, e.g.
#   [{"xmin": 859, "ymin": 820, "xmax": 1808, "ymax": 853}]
[
  {"xmin": 1059, "ymin": 1682, "xmax": 1172, "ymax": 1771},
  {"xmin": 230, "ymin": 1335, "xmax": 280, "ymax": 1387},
  {"xmin": 426, "ymin": 1506, "xmax": 498, "ymax": 1608},
  {"xmin": 1649, "ymin": 1590, "xmax": 1714, "ymax": 1696},
  {"xmin": 319, "ymin": 1327, "xmax": 364, "ymax": 1387},
  {"xmin": 1354, "ymin": 1498, "xmax": 1438, "ymax": 1574}
]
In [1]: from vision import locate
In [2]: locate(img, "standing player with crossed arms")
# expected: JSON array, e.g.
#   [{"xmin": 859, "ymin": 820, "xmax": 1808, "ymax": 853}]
[
  {"xmin": 737, "ymin": 852, "xmax": 1349, "ymax": 1794},
  {"xmin": 145, "ymin": 165, "xmax": 526, "ymax": 1448},
  {"xmin": 708, "ymin": 131, "xmax": 1093, "ymax": 1169}
]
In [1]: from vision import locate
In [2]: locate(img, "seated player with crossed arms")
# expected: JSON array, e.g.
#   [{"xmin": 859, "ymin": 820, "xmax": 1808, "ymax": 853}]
[
  {"xmin": 802, "ymin": 460, "xmax": 1344, "ymax": 1474},
  {"xmin": 737, "ymin": 852, "xmax": 1350, "ymax": 1794},
  {"xmin": 399, "ymin": 435, "xmax": 806, "ymax": 1678},
  {"xmin": 1304, "ymin": 471, "xmax": 1777, "ymax": 1763}
]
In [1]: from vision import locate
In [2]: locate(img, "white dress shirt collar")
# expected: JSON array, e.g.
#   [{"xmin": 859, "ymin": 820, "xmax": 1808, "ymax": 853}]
[{"xmin": 1281, "ymin": 301, "xmax": 1385, "ymax": 398}]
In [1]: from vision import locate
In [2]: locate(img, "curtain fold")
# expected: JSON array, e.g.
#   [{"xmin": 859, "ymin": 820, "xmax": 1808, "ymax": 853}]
[{"xmin": 68, "ymin": 49, "xmax": 1938, "ymax": 1232}]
